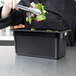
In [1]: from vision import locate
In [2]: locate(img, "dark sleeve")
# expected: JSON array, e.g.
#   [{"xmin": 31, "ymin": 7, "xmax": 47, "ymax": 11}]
[
  {"xmin": 27, "ymin": 0, "xmax": 66, "ymax": 30},
  {"xmin": 28, "ymin": 11, "xmax": 66, "ymax": 30},
  {"xmin": 0, "ymin": 7, "xmax": 24, "ymax": 29}
]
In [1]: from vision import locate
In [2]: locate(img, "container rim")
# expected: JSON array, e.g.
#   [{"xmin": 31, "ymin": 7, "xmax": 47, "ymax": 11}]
[{"xmin": 13, "ymin": 28, "xmax": 71, "ymax": 34}]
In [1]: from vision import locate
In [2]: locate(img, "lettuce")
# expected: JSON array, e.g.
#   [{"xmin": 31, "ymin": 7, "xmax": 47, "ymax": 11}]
[{"xmin": 26, "ymin": 2, "xmax": 48, "ymax": 24}]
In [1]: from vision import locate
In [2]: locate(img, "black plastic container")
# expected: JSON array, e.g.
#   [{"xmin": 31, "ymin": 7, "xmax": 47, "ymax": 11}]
[{"xmin": 13, "ymin": 28, "xmax": 70, "ymax": 59}]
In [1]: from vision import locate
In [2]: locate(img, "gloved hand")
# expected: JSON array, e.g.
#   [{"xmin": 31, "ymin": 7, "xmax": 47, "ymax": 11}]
[
  {"xmin": 1, "ymin": 0, "xmax": 19, "ymax": 18},
  {"xmin": 3, "ymin": 0, "xmax": 16, "ymax": 9}
]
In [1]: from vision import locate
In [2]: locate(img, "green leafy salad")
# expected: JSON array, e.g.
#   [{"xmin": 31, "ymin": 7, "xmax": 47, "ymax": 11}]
[{"xmin": 26, "ymin": 2, "xmax": 48, "ymax": 24}]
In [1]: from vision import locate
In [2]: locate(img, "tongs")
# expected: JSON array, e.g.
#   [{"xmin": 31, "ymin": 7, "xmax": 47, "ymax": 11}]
[{"xmin": 1, "ymin": 1, "xmax": 42, "ymax": 15}]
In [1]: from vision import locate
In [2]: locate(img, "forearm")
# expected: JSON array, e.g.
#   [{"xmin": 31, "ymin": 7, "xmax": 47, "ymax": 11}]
[
  {"xmin": 0, "ymin": 7, "xmax": 24, "ymax": 29},
  {"xmin": 1, "ymin": 5, "xmax": 11, "ymax": 19}
]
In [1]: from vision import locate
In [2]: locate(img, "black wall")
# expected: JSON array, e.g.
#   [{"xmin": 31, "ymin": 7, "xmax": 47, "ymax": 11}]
[
  {"xmin": 74, "ymin": 1, "xmax": 76, "ymax": 43},
  {"xmin": 63, "ymin": 0, "xmax": 76, "ymax": 46}
]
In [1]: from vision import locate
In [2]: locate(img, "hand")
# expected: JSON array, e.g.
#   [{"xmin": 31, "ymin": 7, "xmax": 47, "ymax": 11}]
[
  {"xmin": 3, "ymin": 0, "xmax": 16, "ymax": 9},
  {"xmin": 1, "ymin": 0, "xmax": 17, "ymax": 18}
]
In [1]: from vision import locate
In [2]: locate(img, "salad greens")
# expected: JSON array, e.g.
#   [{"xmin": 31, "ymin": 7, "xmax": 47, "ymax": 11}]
[{"xmin": 26, "ymin": 2, "xmax": 48, "ymax": 24}]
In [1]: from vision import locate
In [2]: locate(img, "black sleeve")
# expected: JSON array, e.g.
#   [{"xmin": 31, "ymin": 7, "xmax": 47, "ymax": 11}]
[
  {"xmin": 28, "ymin": 11, "xmax": 66, "ymax": 30},
  {"xmin": 0, "ymin": 7, "xmax": 24, "ymax": 29}
]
